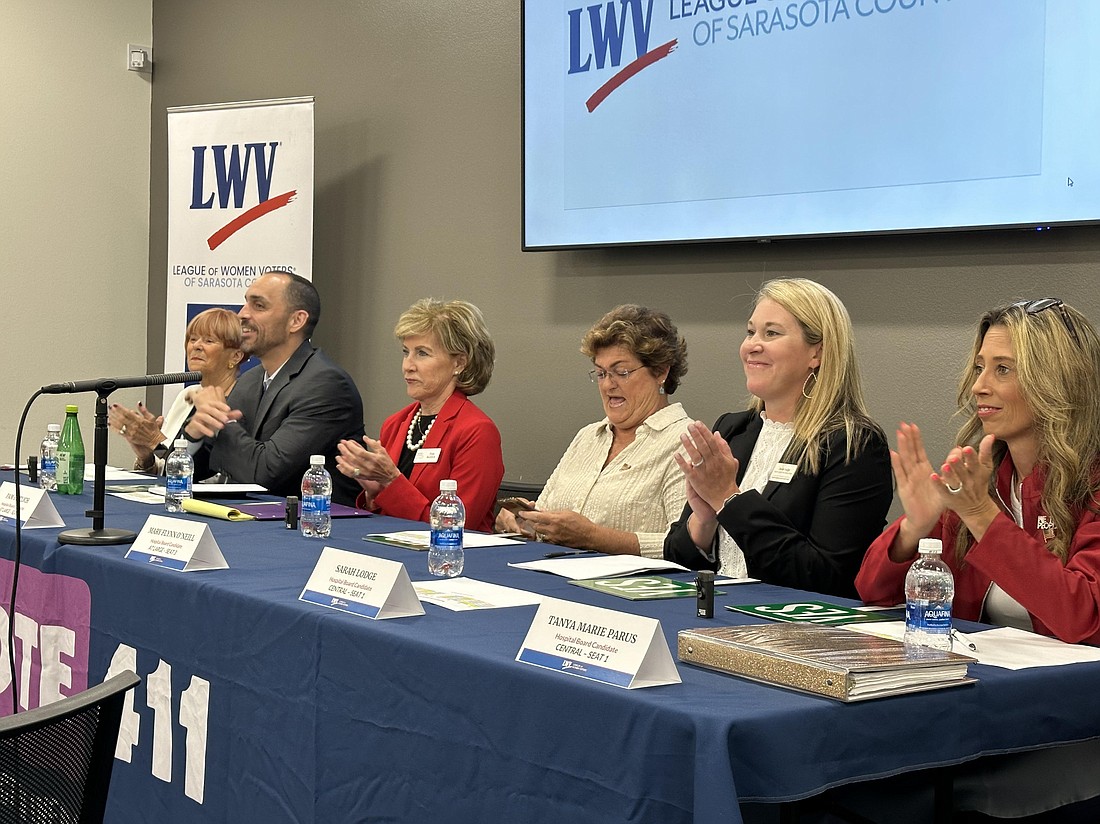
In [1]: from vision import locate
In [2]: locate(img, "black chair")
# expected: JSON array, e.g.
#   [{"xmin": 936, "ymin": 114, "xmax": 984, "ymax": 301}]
[
  {"xmin": 496, "ymin": 479, "xmax": 545, "ymax": 501},
  {"xmin": 0, "ymin": 670, "xmax": 140, "ymax": 824}
]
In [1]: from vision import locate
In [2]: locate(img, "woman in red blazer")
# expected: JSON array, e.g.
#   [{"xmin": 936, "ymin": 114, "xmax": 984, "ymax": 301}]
[
  {"xmin": 335, "ymin": 299, "xmax": 503, "ymax": 532},
  {"xmin": 857, "ymin": 298, "xmax": 1100, "ymax": 646}
]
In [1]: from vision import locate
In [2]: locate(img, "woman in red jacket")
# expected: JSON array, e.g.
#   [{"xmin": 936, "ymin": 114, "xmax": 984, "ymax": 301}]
[
  {"xmin": 857, "ymin": 298, "xmax": 1100, "ymax": 645},
  {"xmin": 335, "ymin": 299, "xmax": 503, "ymax": 532}
]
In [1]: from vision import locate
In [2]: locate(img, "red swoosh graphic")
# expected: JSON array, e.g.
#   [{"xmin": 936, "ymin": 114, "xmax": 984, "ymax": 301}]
[
  {"xmin": 586, "ymin": 38, "xmax": 677, "ymax": 113},
  {"xmin": 207, "ymin": 189, "xmax": 297, "ymax": 250}
]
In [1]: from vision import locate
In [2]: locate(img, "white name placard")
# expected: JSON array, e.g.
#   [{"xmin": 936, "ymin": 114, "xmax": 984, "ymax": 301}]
[
  {"xmin": 300, "ymin": 546, "xmax": 424, "ymax": 620},
  {"xmin": 516, "ymin": 596, "xmax": 681, "ymax": 689},
  {"xmin": 0, "ymin": 482, "xmax": 64, "ymax": 529},
  {"xmin": 126, "ymin": 514, "xmax": 229, "ymax": 572}
]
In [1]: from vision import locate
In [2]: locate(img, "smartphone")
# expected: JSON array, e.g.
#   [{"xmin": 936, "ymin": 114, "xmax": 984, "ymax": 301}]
[{"xmin": 498, "ymin": 497, "xmax": 537, "ymax": 515}]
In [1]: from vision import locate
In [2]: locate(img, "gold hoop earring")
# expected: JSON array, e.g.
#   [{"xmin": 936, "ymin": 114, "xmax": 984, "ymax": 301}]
[{"xmin": 802, "ymin": 371, "xmax": 818, "ymax": 400}]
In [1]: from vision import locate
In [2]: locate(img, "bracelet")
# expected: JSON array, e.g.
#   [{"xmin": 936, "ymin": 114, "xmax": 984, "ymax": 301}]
[{"xmin": 716, "ymin": 490, "xmax": 742, "ymax": 516}]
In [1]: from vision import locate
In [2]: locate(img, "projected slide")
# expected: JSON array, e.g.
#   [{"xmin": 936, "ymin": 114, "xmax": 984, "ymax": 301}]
[{"xmin": 524, "ymin": 0, "xmax": 1100, "ymax": 247}]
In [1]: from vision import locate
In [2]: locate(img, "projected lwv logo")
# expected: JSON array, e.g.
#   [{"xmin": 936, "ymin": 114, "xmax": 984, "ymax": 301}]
[
  {"xmin": 567, "ymin": 0, "xmax": 677, "ymax": 112},
  {"xmin": 190, "ymin": 142, "xmax": 297, "ymax": 251}
]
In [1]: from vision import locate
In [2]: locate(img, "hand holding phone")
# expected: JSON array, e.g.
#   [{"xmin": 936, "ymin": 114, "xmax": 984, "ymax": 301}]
[{"xmin": 498, "ymin": 496, "xmax": 537, "ymax": 515}]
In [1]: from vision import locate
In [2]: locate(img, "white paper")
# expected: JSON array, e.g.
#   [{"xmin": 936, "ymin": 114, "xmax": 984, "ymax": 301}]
[
  {"xmin": 509, "ymin": 555, "xmax": 689, "ymax": 580},
  {"xmin": 83, "ymin": 466, "xmax": 154, "ymax": 482},
  {"xmin": 300, "ymin": 547, "xmax": 424, "ymax": 620},
  {"xmin": 516, "ymin": 596, "xmax": 681, "ymax": 689},
  {"xmin": 413, "ymin": 577, "xmax": 543, "ymax": 611},
  {"xmin": 844, "ymin": 621, "xmax": 1100, "ymax": 670},
  {"xmin": 0, "ymin": 482, "xmax": 64, "ymax": 529},
  {"xmin": 151, "ymin": 482, "xmax": 267, "ymax": 497},
  {"xmin": 108, "ymin": 489, "xmax": 166, "ymax": 505},
  {"xmin": 365, "ymin": 530, "xmax": 525, "ymax": 550}
]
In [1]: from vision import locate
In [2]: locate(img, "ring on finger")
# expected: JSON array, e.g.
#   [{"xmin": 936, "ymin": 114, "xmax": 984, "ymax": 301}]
[
  {"xmin": 946, "ymin": 482, "xmax": 963, "ymax": 495},
  {"xmin": 353, "ymin": 467, "xmax": 361, "ymax": 477},
  {"xmin": 691, "ymin": 458, "xmax": 704, "ymax": 468},
  {"xmin": 120, "ymin": 425, "xmax": 128, "ymax": 436}
]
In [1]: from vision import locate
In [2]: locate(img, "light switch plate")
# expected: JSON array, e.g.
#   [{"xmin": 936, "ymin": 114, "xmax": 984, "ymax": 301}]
[{"xmin": 127, "ymin": 43, "xmax": 152, "ymax": 73}]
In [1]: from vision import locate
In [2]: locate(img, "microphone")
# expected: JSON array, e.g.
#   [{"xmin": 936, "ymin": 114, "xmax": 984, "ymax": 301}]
[{"xmin": 40, "ymin": 371, "xmax": 202, "ymax": 395}]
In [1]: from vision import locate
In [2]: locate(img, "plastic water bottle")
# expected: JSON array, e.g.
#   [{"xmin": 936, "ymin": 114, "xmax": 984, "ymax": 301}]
[
  {"xmin": 55, "ymin": 405, "xmax": 85, "ymax": 495},
  {"xmin": 904, "ymin": 538, "xmax": 954, "ymax": 651},
  {"xmin": 301, "ymin": 455, "xmax": 332, "ymax": 538},
  {"xmin": 164, "ymin": 439, "xmax": 194, "ymax": 513},
  {"xmin": 428, "ymin": 479, "xmax": 465, "ymax": 577},
  {"xmin": 39, "ymin": 423, "xmax": 61, "ymax": 491}
]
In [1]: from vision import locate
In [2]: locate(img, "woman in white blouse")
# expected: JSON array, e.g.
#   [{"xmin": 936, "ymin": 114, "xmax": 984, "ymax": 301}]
[
  {"xmin": 495, "ymin": 305, "xmax": 689, "ymax": 557},
  {"xmin": 665, "ymin": 278, "xmax": 891, "ymax": 598}
]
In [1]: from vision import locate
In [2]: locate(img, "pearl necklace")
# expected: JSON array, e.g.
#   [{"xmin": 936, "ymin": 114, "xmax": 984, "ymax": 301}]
[{"xmin": 406, "ymin": 408, "xmax": 436, "ymax": 451}]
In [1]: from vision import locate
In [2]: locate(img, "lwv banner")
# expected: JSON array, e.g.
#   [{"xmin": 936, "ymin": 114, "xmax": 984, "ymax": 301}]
[{"xmin": 163, "ymin": 96, "xmax": 314, "ymax": 407}]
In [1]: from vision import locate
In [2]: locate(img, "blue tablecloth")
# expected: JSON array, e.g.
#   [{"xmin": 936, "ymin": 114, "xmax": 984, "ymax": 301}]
[{"xmin": 3, "ymin": 478, "xmax": 1100, "ymax": 823}]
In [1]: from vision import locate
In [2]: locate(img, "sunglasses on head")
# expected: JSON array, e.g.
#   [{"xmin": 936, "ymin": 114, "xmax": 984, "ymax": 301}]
[{"xmin": 1012, "ymin": 298, "xmax": 1081, "ymax": 348}]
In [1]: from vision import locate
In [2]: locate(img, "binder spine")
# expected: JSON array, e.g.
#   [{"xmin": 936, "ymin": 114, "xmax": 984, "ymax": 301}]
[{"xmin": 677, "ymin": 632, "xmax": 849, "ymax": 701}]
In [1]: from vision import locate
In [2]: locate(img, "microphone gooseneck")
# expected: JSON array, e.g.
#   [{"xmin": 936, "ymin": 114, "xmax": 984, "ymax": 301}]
[{"xmin": 40, "ymin": 371, "xmax": 203, "ymax": 395}]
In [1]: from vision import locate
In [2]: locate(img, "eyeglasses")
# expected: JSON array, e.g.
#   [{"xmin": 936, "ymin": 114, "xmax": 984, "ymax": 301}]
[
  {"xmin": 589, "ymin": 366, "xmax": 646, "ymax": 383},
  {"xmin": 1013, "ymin": 298, "xmax": 1081, "ymax": 348}
]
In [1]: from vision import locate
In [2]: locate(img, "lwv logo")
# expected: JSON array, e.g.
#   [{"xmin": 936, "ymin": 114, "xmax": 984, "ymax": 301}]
[
  {"xmin": 566, "ymin": 0, "xmax": 677, "ymax": 112},
  {"xmin": 190, "ymin": 142, "xmax": 297, "ymax": 250}
]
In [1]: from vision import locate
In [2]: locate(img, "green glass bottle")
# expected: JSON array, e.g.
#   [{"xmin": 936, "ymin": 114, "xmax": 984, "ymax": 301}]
[{"xmin": 56, "ymin": 405, "xmax": 85, "ymax": 495}]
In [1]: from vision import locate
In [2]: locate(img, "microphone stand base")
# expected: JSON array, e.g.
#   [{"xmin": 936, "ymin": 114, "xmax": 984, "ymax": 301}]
[{"xmin": 58, "ymin": 527, "xmax": 138, "ymax": 546}]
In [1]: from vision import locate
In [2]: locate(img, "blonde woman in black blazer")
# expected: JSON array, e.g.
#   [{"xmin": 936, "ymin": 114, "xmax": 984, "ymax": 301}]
[{"xmin": 664, "ymin": 279, "xmax": 891, "ymax": 598}]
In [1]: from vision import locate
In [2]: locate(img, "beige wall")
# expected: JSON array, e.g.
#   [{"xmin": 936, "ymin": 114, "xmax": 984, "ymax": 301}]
[
  {"xmin": 0, "ymin": 1, "xmax": 152, "ymax": 465},
  {"xmin": 140, "ymin": 1, "xmax": 1100, "ymax": 509}
]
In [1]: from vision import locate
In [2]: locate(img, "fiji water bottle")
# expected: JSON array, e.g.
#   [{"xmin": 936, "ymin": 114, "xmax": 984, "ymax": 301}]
[
  {"xmin": 428, "ymin": 479, "xmax": 464, "ymax": 577},
  {"xmin": 301, "ymin": 455, "xmax": 332, "ymax": 538},
  {"xmin": 904, "ymin": 538, "xmax": 954, "ymax": 651},
  {"xmin": 164, "ymin": 439, "xmax": 194, "ymax": 513}
]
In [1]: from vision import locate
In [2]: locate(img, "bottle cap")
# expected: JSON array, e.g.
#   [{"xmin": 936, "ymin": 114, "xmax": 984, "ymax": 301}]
[
  {"xmin": 310, "ymin": 455, "xmax": 325, "ymax": 466},
  {"xmin": 174, "ymin": 439, "xmax": 189, "ymax": 449},
  {"xmin": 918, "ymin": 537, "xmax": 943, "ymax": 554},
  {"xmin": 65, "ymin": 405, "xmax": 78, "ymax": 414},
  {"xmin": 47, "ymin": 424, "xmax": 61, "ymax": 432},
  {"xmin": 440, "ymin": 479, "xmax": 457, "ymax": 492}
]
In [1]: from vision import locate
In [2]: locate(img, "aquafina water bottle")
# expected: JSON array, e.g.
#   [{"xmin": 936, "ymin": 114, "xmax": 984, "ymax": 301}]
[
  {"xmin": 428, "ymin": 479, "xmax": 464, "ymax": 577},
  {"xmin": 904, "ymin": 538, "xmax": 954, "ymax": 651},
  {"xmin": 164, "ymin": 439, "xmax": 194, "ymax": 513},
  {"xmin": 39, "ymin": 423, "xmax": 60, "ymax": 491},
  {"xmin": 301, "ymin": 455, "xmax": 332, "ymax": 538}
]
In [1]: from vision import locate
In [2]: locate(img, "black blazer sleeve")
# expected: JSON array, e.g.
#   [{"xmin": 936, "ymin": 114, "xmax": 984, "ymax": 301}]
[
  {"xmin": 665, "ymin": 412, "xmax": 893, "ymax": 599},
  {"xmin": 206, "ymin": 343, "xmax": 366, "ymax": 505}
]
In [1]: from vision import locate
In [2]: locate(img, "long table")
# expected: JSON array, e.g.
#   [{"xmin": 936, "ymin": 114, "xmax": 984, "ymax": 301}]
[{"xmin": 3, "ymin": 478, "xmax": 1100, "ymax": 823}]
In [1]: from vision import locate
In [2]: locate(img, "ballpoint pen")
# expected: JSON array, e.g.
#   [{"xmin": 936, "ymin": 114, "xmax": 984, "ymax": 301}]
[
  {"xmin": 543, "ymin": 550, "xmax": 599, "ymax": 559},
  {"xmin": 952, "ymin": 629, "xmax": 978, "ymax": 651}
]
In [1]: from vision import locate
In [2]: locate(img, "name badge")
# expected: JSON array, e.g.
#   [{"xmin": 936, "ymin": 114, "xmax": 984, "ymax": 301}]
[
  {"xmin": 516, "ymin": 596, "xmax": 680, "ymax": 689},
  {"xmin": 300, "ymin": 547, "xmax": 424, "ymax": 619},
  {"xmin": 769, "ymin": 463, "xmax": 798, "ymax": 483},
  {"xmin": 127, "ymin": 514, "xmax": 228, "ymax": 572},
  {"xmin": 0, "ymin": 482, "xmax": 64, "ymax": 529},
  {"xmin": 414, "ymin": 448, "xmax": 441, "ymax": 464}
]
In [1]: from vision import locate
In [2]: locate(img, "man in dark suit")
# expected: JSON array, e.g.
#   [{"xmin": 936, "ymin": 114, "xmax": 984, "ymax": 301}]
[{"xmin": 185, "ymin": 271, "xmax": 365, "ymax": 505}]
